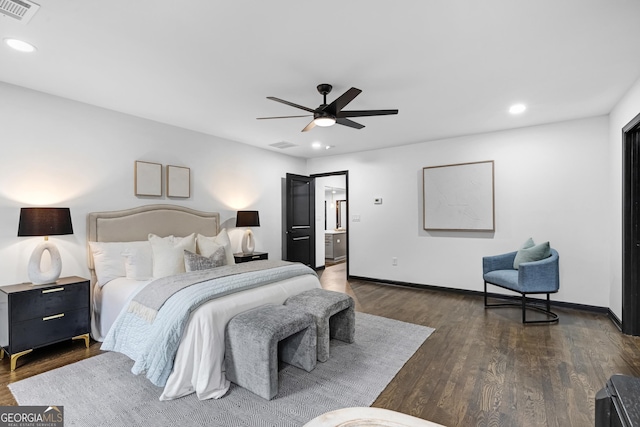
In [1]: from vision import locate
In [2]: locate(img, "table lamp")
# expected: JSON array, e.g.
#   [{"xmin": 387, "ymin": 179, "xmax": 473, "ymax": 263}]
[
  {"xmin": 18, "ymin": 207, "xmax": 73, "ymax": 285},
  {"xmin": 236, "ymin": 210, "xmax": 260, "ymax": 255}
]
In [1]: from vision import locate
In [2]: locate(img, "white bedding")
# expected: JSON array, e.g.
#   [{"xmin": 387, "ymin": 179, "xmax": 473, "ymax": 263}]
[{"xmin": 92, "ymin": 274, "xmax": 320, "ymax": 400}]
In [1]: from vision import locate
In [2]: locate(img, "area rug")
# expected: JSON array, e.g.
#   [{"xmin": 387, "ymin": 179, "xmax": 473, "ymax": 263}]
[{"xmin": 10, "ymin": 312, "xmax": 434, "ymax": 427}]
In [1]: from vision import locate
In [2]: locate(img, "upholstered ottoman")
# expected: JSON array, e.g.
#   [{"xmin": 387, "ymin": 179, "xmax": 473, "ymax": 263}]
[
  {"xmin": 225, "ymin": 304, "xmax": 317, "ymax": 400},
  {"xmin": 285, "ymin": 288, "xmax": 355, "ymax": 362}
]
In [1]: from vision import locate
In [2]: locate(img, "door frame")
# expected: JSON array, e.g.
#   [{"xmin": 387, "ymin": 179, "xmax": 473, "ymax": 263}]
[
  {"xmin": 311, "ymin": 170, "xmax": 349, "ymax": 278},
  {"xmin": 622, "ymin": 111, "xmax": 640, "ymax": 336}
]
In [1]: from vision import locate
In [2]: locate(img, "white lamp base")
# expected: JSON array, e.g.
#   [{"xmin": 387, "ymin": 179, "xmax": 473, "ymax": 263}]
[
  {"xmin": 28, "ymin": 240, "xmax": 62, "ymax": 285},
  {"xmin": 241, "ymin": 228, "xmax": 255, "ymax": 254}
]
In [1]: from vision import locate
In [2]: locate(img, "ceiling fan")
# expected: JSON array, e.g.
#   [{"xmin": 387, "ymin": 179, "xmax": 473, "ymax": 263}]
[{"xmin": 257, "ymin": 84, "xmax": 398, "ymax": 132}]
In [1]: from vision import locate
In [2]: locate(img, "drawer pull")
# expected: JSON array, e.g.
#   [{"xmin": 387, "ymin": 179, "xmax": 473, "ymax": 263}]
[
  {"xmin": 42, "ymin": 287, "xmax": 64, "ymax": 294},
  {"xmin": 251, "ymin": 255, "xmax": 261, "ymax": 259},
  {"xmin": 43, "ymin": 313, "xmax": 65, "ymax": 321}
]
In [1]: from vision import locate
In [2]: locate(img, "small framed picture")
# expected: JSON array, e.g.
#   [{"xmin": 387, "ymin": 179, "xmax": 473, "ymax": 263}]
[
  {"xmin": 134, "ymin": 161, "xmax": 162, "ymax": 197},
  {"xmin": 167, "ymin": 165, "xmax": 190, "ymax": 198}
]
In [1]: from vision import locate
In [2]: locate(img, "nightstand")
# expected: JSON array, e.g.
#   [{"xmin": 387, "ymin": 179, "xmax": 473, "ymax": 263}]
[
  {"xmin": 234, "ymin": 252, "xmax": 268, "ymax": 263},
  {"xmin": 0, "ymin": 276, "xmax": 90, "ymax": 371}
]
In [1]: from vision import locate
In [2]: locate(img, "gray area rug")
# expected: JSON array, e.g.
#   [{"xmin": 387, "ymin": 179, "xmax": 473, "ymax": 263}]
[{"xmin": 10, "ymin": 312, "xmax": 434, "ymax": 427}]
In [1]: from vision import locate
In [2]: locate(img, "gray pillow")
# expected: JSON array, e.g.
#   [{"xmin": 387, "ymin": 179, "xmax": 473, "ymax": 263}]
[
  {"xmin": 513, "ymin": 241, "xmax": 551, "ymax": 269},
  {"xmin": 184, "ymin": 248, "xmax": 226, "ymax": 272}
]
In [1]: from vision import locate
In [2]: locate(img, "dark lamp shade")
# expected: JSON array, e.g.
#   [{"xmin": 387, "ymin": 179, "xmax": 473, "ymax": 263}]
[
  {"xmin": 236, "ymin": 210, "xmax": 260, "ymax": 227},
  {"xmin": 18, "ymin": 207, "xmax": 74, "ymax": 237}
]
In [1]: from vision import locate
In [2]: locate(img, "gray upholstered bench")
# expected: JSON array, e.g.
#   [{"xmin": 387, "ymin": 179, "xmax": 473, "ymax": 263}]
[
  {"xmin": 224, "ymin": 304, "xmax": 317, "ymax": 400},
  {"xmin": 285, "ymin": 288, "xmax": 355, "ymax": 362}
]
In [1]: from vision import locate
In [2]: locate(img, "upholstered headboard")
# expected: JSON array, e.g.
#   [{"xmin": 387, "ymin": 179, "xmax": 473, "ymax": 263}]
[{"xmin": 86, "ymin": 204, "xmax": 220, "ymax": 283}]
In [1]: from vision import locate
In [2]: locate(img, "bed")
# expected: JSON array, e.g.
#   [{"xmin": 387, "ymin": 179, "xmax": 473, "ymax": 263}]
[{"xmin": 86, "ymin": 204, "xmax": 320, "ymax": 400}]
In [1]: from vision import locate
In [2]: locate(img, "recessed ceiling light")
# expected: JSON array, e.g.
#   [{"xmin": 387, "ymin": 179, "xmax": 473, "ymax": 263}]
[
  {"xmin": 325, "ymin": 145, "xmax": 334, "ymax": 150},
  {"xmin": 4, "ymin": 38, "xmax": 37, "ymax": 53},
  {"xmin": 509, "ymin": 104, "xmax": 526, "ymax": 115},
  {"xmin": 312, "ymin": 141, "xmax": 322, "ymax": 149}
]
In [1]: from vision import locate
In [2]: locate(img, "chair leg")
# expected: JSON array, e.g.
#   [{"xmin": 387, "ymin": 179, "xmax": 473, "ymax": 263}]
[
  {"xmin": 547, "ymin": 293, "xmax": 551, "ymax": 312},
  {"xmin": 522, "ymin": 292, "xmax": 559, "ymax": 324},
  {"xmin": 484, "ymin": 281, "xmax": 488, "ymax": 307},
  {"xmin": 485, "ymin": 281, "xmax": 558, "ymax": 324}
]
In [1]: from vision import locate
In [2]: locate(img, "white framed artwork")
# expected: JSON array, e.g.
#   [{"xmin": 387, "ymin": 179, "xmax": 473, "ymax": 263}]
[
  {"xmin": 422, "ymin": 160, "xmax": 495, "ymax": 231},
  {"xmin": 134, "ymin": 161, "xmax": 162, "ymax": 197},
  {"xmin": 167, "ymin": 165, "xmax": 190, "ymax": 198}
]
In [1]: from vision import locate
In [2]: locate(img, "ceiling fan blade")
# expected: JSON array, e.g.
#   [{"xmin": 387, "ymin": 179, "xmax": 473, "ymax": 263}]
[
  {"xmin": 257, "ymin": 115, "xmax": 312, "ymax": 120},
  {"xmin": 338, "ymin": 109, "xmax": 399, "ymax": 118},
  {"xmin": 323, "ymin": 87, "xmax": 362, "ymax": 115},
  {"xmin": 302, "ymin": 119, "xmax": 317, "ymax": 132},
  {"xmin": 267, "ymin": 96, "xmax": 315, "ymax": 113},
  {"xmin": 336, "ymin": 117, "xmax": 365, "ymax": 130}
]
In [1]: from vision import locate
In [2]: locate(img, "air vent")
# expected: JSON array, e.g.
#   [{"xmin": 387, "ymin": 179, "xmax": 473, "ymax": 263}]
[
  {"xmin": 269, "ymin": 141, "xmax": 298, "ymax": 149},
  {"xmin": 0, "ymin": 0, "xmax": 40, "ymax": 24}
]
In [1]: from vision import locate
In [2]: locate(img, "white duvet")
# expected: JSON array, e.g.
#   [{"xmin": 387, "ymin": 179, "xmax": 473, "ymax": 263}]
[{"xmin": 91, "ymin": 274, "xmax": 320, "ymax": 400}]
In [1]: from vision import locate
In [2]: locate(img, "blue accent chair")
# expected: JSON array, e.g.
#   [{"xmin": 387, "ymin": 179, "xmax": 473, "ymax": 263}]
[{"xmin": 482, "ymin": 249, "xmax": 559, "ymax": 323}]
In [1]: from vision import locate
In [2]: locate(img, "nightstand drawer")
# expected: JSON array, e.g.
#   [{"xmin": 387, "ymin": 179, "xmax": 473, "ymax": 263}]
[
  {"xmin": 11, "ymin": 307, "xmax": 89, "ymax": 353},
  {"xmin": 11, "ymin": 281, "xmax": 89, "ymax": 323}
]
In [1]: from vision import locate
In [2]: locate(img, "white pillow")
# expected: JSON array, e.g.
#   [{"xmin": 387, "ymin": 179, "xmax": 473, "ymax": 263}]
[
  {"xmin": 197, "ymin": 229, "xmax": 235, "ymax": 266},
  {"xmin": 149, "ymin": 233, "xmax": 197, "ymax": 278},
  {"xmin": 89, "ymin": 241, "xmax": 127, "ymax": 287},
  {"xmin": 122, "ymin": 241, "xmax": 153, "ymax": 280}
]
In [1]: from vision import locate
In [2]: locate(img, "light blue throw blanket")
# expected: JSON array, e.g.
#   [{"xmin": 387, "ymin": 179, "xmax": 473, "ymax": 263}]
[{"xmin": 101, "ymin": 261, "xmax": 316, "ymax": 387}]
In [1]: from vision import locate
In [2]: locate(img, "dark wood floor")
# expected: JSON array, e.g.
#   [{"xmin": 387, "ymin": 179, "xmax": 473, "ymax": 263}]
[{"xmin": 2, "ymin": 262, "xmax": 640, "ymax": 427}]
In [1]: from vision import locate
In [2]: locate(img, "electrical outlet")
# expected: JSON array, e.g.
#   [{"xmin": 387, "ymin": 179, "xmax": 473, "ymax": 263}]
[{"xmin": 392, "ymin": 257, "xmax": 398, "ymax": 266}]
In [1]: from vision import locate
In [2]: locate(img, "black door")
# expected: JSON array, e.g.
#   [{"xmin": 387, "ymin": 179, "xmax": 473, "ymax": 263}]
[
  {"xmin": 623, "ymin": 112, "xmax": 640, "ymax": 336},
  {"xmin": 284, "ymin": 173, "xmax": 315, "ymax": 266}
]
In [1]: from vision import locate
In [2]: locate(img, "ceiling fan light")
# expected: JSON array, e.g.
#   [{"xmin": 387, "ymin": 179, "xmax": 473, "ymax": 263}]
[{"xmin": 314, "ymin": 117, "xmax": 336, "ymax": 127}]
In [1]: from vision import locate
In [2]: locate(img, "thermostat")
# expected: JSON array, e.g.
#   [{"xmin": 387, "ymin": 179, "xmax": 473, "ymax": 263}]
[{"xmin": 374, "ymin": 198, "xmax": 383, "ymax": 204}]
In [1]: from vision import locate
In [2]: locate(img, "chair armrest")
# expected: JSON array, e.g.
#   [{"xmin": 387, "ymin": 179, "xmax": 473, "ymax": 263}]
[
  {"xmin": 483, "ymin": 251, "xmax": 517, "ymax": 275},
  {"xmin": 518, "ymin": 249, "xmax": 559, "ymax": 293}
]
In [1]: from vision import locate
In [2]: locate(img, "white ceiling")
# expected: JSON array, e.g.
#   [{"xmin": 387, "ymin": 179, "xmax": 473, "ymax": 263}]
[{"xmin": 2, "ymin": 1, "xmax": 640, "ymax": 159}]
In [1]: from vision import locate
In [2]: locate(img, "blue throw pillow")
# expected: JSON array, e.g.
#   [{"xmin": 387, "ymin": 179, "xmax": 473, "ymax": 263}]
[{"xmin": 513, "ymin": 241, "xmax": 551, "ymax": 269}]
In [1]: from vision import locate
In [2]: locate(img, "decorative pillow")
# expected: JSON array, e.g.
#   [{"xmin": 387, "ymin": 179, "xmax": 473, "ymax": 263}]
[
  {"xmin": 184, "ymin": 248, "xmax": 226, "ymax": 272},
  {"xmin": 88, "ymin": 241, "xmax": 128, "ymax": 287},
  {"xmin": 197, "ymin": 229, "xmax": 235, "ymax": 266},
  {"xmin": 520, "ymin": 237, "xmax": 535, "ymax": 250},
  {"xmin": 513, "ymin": 240, "xmax": 551, "ymax": 269},
  {"xmin": 122, "ymin": 242, "xmax": 153, "ymax": 280},
  {"xmin": 149, "ymin": 233, "xmax": 197, "ymax": 278}
]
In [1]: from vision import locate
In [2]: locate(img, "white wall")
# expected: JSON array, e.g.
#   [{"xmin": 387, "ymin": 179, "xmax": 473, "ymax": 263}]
[
  {"xmin": 608, "ymin": 75, "xmax": 640, "ymax": 319},
  {"xmin": 308, "ymin": 116, "xmax": 611, "ymax": 307},
  {"xmin": 0, "ymin": 82, "xmax": 306, "ymax": 285}
]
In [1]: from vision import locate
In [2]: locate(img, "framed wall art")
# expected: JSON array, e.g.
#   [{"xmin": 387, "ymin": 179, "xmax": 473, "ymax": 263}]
[
  {"xmin": 134, "ymin": 161, "xmax": 162, "ymax": 197},
  {"xmin": 422, "ymin": 160, "xmax": 494, "ymax": 231},
  {"xmin": 167, "ymin": 165, "xmax": 190, "ymax": 198}
]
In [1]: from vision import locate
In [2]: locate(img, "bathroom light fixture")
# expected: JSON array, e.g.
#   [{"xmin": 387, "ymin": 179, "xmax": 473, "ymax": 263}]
[
  {"xmin": 509, "ymin": 104, "xmax": 526, "ymax": 114},
  {"xmin": 18, "ymin": 207, "xmax": 73, "ymax": 284},
  {"xmin": 4, "ymin": 38, "xmax": 36, "ymax": 53}
]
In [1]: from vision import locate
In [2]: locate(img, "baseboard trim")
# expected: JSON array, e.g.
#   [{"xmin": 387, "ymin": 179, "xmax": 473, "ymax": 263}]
[
  {"xmin": 348, "ymin": 275, "xmax": 609, "ymax": 314},
  {"xmin": 608, "ymin": 309, "xmax": 622, "ymax": 331}
]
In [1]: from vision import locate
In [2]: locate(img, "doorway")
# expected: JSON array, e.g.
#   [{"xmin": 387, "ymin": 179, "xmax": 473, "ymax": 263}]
[
  {"xmin": 312, "ymin": 171, "xmax": 349, "ymax": 277},
  {"xmin": 622, "ymin": 111, "xmax": 640, "ymax": 336}
]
